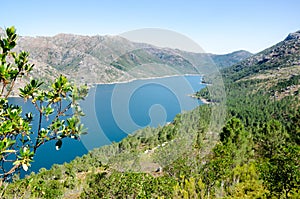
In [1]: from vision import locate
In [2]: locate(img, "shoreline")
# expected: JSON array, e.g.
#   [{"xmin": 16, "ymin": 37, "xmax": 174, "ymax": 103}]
[
  {"xmin": 189, "ymin": 94, "xmax": 211, "ymax": 105},
  {"xmin": 90, "ymin": 73, "xmax": 202, "ymax": 86},
  {"xmin": 9, "ymin": 74, "xmax": 206, "ymax": 98},
  {"xmin": 198, "ymin": 97, "xmax": 211, "ymax": 104}
]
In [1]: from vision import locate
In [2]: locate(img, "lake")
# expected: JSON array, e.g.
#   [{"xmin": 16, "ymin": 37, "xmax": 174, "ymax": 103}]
[{"xmin": 10, "ymin": 75, "xmax": 204, "ymax": 175}]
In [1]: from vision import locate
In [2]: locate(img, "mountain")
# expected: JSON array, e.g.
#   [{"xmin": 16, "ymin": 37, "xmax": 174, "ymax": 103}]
[
  {"xmin": 12, "ymin": 33, "xmax": 251, "ymax": 86},
  {"xmin": 223, "ymin": 30, "xmax": 300, "ymax": 81},
  {"xmin": 199, "ymin": 30, "xmax": 300, "ymax": 103},
  {"xmin": 210, "ymin": 50, "xmax": 253, "ymax": 68}
]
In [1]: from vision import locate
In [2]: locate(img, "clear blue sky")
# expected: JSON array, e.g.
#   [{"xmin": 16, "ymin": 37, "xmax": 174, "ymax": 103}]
[{"xmin": 1, "ymin": 0, "xmax": 300, "ymax": 54}]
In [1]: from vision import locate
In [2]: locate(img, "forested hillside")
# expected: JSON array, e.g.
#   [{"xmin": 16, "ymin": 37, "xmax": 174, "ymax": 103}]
[{"xmin": 1, "ymin": 30, "xmax": 299, "ymax": 198}]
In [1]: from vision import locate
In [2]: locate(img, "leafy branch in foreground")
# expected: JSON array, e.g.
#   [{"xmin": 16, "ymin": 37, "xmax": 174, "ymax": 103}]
[{"xmin": 0, "ymin": 26, "xmax": 88, "ymax": 182}]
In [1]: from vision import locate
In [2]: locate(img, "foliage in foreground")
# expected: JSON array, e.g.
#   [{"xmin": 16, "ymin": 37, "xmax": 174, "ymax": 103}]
[{"xmin": 0, "ymin": 27, "xmax": 88, "ymax": 182}]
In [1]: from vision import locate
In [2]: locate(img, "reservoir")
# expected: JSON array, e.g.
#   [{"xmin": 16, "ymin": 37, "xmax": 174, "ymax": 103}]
[{"xmin": 10, "ymin": 75, "xmax": 205, "ymax": 175}]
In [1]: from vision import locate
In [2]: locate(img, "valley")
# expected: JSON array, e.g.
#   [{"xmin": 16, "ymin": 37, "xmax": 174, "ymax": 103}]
[{"xmin": 0, "ymin": 27, "xmax": 299, "ymax": 198}]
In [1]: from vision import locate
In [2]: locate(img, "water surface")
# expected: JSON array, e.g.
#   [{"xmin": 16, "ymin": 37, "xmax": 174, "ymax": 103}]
[{"xmin": 11, "ymin": 75, "xmax": 204, "ymax": 175}]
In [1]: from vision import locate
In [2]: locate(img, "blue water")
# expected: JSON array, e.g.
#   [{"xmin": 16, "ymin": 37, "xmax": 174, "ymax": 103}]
[{"xmin": 10, "ymin": 75, "xmax": 204, "ymax": 175}]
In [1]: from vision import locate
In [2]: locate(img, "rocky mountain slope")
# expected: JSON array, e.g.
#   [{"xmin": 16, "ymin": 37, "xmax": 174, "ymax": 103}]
[
  {"xmin": 0, "ymin": 27, "xmax": 252, "ymax": 85},
  {"xmin": 217, "ymin": 30, "xmax": 300, "ymax": 105},
  {"xmin": 223, "ymin": 30, "xmax": 300, "ymax": 81}
]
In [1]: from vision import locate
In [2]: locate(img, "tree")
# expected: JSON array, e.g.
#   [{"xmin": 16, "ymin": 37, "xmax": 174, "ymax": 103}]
[
  {"xmin": 257, "ymin": 120, "xmax": 299, "ymax": 198},
  {"xmin": 288, "ymin": 109, "xmax": 300, "ymax": 144},
  {"xmin": 0, "ymin": 26, "xmax": 88, "ymax": 182},
  {"xmin": 257, "ymin": 119, "xmax": 289, "ymax": 159},
  {"xmin": 220, "ymin": 117, "xmax": 252, "ymax": 165},
  {"xmin": 202, "ymin": 118, "xmax": 253, "ymax": 197},
  {"xmin": 259, "ymin": 144, "xmax": 300, "ymax": 198}
]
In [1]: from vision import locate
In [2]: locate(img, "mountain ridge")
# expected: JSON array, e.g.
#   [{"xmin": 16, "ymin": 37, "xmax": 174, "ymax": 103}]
[
  {"xmin": 11, "ymin": 31, "xmax": 252, "ymax": 85},
  {"xmin": 223, "ymin": 30, "xmax": 300, "ymax": 81}
]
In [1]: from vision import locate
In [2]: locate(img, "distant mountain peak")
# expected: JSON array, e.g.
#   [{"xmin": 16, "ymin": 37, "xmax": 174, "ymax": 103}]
[
  {"xmin": 285, "ymin": 30, "xmax": 300, "ymax": 41},
  {"xmin": 210, "ymin": 50, "xmax": 252, "ymax": 68}
]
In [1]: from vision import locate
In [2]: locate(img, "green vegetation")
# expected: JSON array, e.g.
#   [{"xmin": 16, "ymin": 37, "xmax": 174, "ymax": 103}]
[
  {"xmin": 0, "ymin": 27, "xmax": 299, "ymax": 198},
  {"xmin": 0, "ymin": 27, "xmax": 88, "ymax": 183},
  {"xmin": 2, "ymin": 72, "xmax": 298, "ymax": 198}
]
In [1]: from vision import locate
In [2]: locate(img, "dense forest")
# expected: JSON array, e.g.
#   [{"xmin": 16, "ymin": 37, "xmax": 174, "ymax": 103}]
[{"xmin": 0, "ymin": 28, "xmax": 299, "ymax": 198}]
